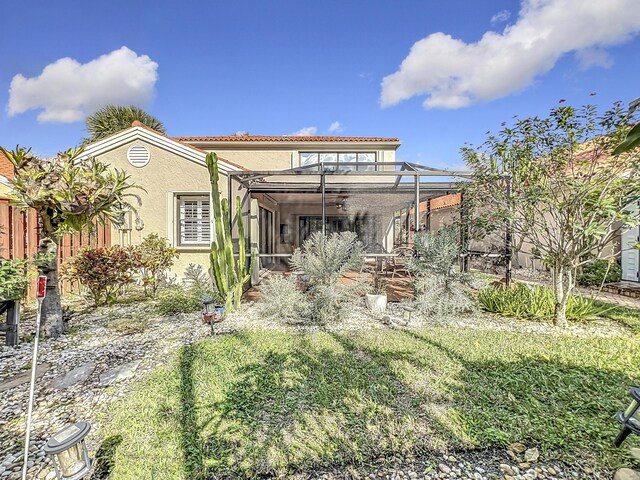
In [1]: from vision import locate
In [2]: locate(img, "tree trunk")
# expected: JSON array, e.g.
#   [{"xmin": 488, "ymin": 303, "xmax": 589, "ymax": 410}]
[
  {"xmin": 552, "ymin": 266, "xmax": 572, "ymax": 328},
  {"xmin": 38, "ymin": 237, "xmax": 64, "ymax": 337}
]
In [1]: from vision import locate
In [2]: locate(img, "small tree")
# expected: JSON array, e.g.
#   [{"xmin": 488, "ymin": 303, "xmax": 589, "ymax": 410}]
[
  {"xmin": 1, "ymin": 146, "xmax": 141, "ymax": 336},
  {"xmin": 463, "ymin": 102, "xmax": 640, "ymax": 326},
  {"xmin": 82, "ymin": 105, "xmax": 165, "ymax": 145},
  {"xmin": 135, "ymin": 233, "xmax": 179, "ymax": 296}
]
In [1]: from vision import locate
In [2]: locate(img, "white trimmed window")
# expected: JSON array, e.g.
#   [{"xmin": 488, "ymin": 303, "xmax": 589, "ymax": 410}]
[{"xmin": 178, "ymin": 195, "xmax": 211, "ymax": 245}]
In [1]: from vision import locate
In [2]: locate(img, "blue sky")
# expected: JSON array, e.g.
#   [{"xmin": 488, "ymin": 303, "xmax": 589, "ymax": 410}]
[{"xmin": 1, "ymin": 0, "xmax": 639, "ymax": 168}]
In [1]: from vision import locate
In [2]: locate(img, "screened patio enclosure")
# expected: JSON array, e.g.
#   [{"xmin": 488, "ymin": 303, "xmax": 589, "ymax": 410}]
[{"xmin": 227, "ymin": 161, "xmax": 486, "ymax": 281}]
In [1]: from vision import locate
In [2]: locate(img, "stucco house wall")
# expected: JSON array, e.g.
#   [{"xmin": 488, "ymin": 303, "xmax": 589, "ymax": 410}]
[{"xmin": 93, "ymin": 139, "xmax": 230, "ymax": 278}]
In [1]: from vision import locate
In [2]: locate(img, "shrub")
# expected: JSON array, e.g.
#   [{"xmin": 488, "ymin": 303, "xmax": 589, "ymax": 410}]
[
  {"xmin": 257, "ymin": 274, "xmax": 310, "ymax": 323},
  {"xmin": 134, "ymin": 234, "xmax": 179, "ymax": 296},
  {"xmin": 156, "ymin": 287, "xmax": 203, "ymax": 316},
  {"xmin": 0, "ymin": 258, "xmax": 29, "ymax": 300},
  {"xmin": 577, "ymin": 259, "xmax": 622, "ymax": 287},
  {"xmin": 287, "ymin": 232, "xmax": 365, "ymax": 324},
  {"xmin": 183, "ymin": 263, "xmax": 211, "ymax": 296},
  {"xmin": 61, "ymin": 246, "xmax": 138, "ymax": 306},
  {"xmin": 290, "ymin": 231, "xmax": 363, "ymax": 284},
  {"xmin": 478, "ymin": 283, "xmax": 611, "ymax": 322},
  {"xmin": 407, "ymin": 227, "xmax": 477, "ymax": 316}
]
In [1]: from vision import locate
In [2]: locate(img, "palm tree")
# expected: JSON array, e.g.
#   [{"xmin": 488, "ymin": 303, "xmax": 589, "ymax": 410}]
[
  {"xmin": 82, "ymin": 105, "xmax": 165, "ymax": 145},
  {"xmin": 0, "ymin": 146, "xmax": 142, "ymax": 336}
]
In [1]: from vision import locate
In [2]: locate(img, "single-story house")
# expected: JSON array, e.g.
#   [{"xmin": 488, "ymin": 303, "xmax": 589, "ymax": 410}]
[{"xmin": 80, "ymin": 122, "xmax": 469, "ymax": 283}]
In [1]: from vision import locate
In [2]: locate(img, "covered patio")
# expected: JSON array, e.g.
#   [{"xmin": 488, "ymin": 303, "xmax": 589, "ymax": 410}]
[{"xmin": 228, "ymin": 161, "xmax": 490, "ymax": 285}]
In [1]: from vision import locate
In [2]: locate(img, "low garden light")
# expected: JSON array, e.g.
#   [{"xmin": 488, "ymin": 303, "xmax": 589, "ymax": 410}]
[
  {"xmin": 201, "ymin": 299, "xmax": 225, "ymax": 325},
  {"xmin": 614, "ymin": 387, "xmax": 640, "ymax": 447},
  {"xmin": 43, "ymin": 421, "xmax": 92, "ymax": 480}
]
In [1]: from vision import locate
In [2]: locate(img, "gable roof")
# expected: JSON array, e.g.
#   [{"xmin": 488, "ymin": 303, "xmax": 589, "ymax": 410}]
[
  {"xmin": 177, "ymin": 134, "xmax": 400, "ymax": 144},
  {"xmin": 81, "ymin": 122, "xmax": 247, "ymax": 173}
]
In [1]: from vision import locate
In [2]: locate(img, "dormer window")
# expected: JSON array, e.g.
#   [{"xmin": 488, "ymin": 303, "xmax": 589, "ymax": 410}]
[{"xmin": 299, "ymin": 152, "xmax": 377, "ymax": 171}]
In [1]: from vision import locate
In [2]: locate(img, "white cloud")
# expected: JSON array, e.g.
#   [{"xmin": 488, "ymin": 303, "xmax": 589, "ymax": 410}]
[
  {"xmin": 328, "ymin": 121, "xmax": 342, "ymax": 133},
  {"xmin": 8, "ymin": 46, "xmax": 158, "ymax": 123},
  {"xmin": 292, "ymin": 126, "xmax": 317, "ymax": 136},
  {"xmin": 380, "ymin": 0, "xmax": 640, "ymax": 110},
  {"xmin": 490, "ymin": 10, "xmax": 511, "ymax": 25},
  {"xmin": 575, "ymin": 47, "xmax": 614, "ymax": 69}
]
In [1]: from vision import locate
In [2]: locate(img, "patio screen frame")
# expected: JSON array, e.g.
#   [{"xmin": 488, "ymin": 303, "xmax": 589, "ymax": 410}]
[{"xmin": 228, "ymin": 161, "xmax": 513, "ymax": 283}]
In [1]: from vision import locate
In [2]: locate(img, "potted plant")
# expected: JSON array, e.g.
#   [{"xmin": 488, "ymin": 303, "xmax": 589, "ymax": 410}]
[{"xmin": 365, "ymin": 272, "xmax": 387, "ymax": 313}]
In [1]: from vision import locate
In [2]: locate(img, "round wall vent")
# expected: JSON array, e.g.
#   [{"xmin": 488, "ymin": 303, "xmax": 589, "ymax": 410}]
[{"xmin": 127, "ymin": 145, "xmax": 151, "ymax": 167}]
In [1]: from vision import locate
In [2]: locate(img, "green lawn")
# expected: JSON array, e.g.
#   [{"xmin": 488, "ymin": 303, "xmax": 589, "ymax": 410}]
[{"xmin": 98, "ymin": 326, "xmax": 640, "ymax": 479}]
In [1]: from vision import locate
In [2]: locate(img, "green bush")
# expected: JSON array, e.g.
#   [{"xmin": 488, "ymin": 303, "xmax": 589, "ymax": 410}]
[
  {"xmin": 408, "ymin": 227, "xmax": 477, "ymax": 316},
  {"xmin": 478, "ymin": 283, "xmax": 611, "ymax": 322},
  {"xmin": 133, "ymin": 234, "xmax": 179, "ymax": 296},
  {"xmin": 61, "ymin": 246, "xmax": 138, "ymax": 306},
  {"xmin": 577, "ymin": 259, "xmax": 622, "ymax": 286},
  {"xmin": 257, "ymin": 274, "xmax": 310, "ymax": 323},
  {"xmin": 286, "ymin": 232, "xmax": 365, "ymax": 324},
  {"xmin": 0, "ymin": 259, "xmax": 29, "ymax": 300},
  {"xmin": 156, "ymin": 287, "xmax": 204, "ymax": 316}
]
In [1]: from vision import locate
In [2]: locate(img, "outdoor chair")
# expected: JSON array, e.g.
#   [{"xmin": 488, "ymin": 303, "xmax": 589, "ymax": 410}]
[{"xmin": 383, "ymin": 246, "xmax": 415, "ymax": 279}]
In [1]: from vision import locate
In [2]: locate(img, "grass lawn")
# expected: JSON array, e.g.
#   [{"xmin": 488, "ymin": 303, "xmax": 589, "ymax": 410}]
[{"xmin": 99, "ymin": 326, "xmax": 640, "ymax": 479}]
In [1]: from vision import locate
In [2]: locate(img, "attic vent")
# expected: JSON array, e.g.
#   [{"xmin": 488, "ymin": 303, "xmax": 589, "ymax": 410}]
[{"xmin": 127, "ymin": 145, "xmax": 150, "ymax": 167}]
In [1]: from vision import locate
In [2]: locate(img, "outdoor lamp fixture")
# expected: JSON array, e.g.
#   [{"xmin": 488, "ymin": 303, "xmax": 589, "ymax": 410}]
[
  {"xmin": 614, "ymin": 387, "xmax": 640, "ymax": 447},
  {"xmin": 202, "ymin": 299, "xmax": 225, "ymax": 325},
  {"xmin": 43, "ymin": 421, "xmax": 92, "ymax": 480}
]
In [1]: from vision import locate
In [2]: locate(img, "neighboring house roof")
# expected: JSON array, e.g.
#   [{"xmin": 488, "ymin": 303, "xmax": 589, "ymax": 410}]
[
  {"xmin": 80, "ymin": 122, "xmax": 247, "ymax": 173},
  {"xmin": 177, "ymin": 134, "xmax": 401, "ymax": 144},
  {"xmin": 0, "ymin": 149, "xmax": 13, "ymax": 180}
]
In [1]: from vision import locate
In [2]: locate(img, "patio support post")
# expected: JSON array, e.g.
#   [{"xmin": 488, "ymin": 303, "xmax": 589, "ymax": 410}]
[
  {"xmin": 505, "ymin": 174, "xmax": 513, "ymax": 286},
  {"xmin": 321, "ymin": 171, "xmax": 326, "ymax": 236},
  {"xmin": 460, "ymin": 191, "xmax": 470, "ymax": 273},
  {"xmin": 414, "ymin": 175, "xmax": 420, "ymax": 233}
]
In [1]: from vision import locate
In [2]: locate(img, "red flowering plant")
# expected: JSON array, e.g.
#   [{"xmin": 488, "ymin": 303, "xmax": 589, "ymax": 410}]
[{"xmin": 61, "ymin": 246, "xmax": 139, "ymax": 306}]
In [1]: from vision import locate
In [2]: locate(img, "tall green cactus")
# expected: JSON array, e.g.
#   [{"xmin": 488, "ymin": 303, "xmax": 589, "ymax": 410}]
[{"xmin": 206, "ymin": 152, "xmax": 255, "ymax": 312}]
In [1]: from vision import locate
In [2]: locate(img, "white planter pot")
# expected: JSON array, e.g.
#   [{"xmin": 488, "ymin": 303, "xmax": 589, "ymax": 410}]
[{"xmin": 366, "ymin": 294, "xmax": 388, "ymax": 313}]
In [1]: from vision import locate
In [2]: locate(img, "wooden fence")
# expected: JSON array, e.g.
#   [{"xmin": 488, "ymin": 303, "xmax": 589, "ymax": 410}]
[{"xmin": 0, "ymin": 199, "xmax": 111, "ymax": 296}]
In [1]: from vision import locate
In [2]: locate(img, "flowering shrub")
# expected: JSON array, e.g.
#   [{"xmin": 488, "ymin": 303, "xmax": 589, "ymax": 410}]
[
  {"xmin": 61, "ymin": 246, "xmax": 138, "ymax": 306},
  {"xmin": 134, "ymin": 234, "xmax": 179, "ymax": 296}
]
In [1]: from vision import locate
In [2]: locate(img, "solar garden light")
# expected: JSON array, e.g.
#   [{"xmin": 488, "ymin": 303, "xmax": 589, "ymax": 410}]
[
  {"xmin": 43, "ymin": 422, "xmax": 92, "ymax": 480},
  {"xmin": 614, "ymin": 387, "xmax": 640, "ymax": 447},
  {"xmin": 202, "ymin": 299, "xmax": 225, "ymax": 326}
]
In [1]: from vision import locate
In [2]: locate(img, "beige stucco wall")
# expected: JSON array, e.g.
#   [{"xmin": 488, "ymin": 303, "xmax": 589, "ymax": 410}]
[
  {"xmin": 96, "ymin": 139, "xmax": 229, "ymax": 278},
  {"xmin": 0, "ymin": 182, "xmax": 10, "ymax": 198}
]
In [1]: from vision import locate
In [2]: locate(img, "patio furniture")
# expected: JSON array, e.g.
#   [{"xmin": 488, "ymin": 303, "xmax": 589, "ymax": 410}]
[{"xmin": 383, "ymin": 246, "xmax": 415, "ymax": 279}]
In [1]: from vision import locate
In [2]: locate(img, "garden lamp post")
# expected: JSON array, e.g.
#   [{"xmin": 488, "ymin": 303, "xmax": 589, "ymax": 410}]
[
  {"xmin": 43, "ymin": 422, "xmax": 92, "ymax": 480},
  {"xmin": 614, "ymin": 387, "xmax": 640, "ymax": 447}
]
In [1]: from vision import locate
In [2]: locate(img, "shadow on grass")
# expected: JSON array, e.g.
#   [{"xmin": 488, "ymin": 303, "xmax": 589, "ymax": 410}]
[
  {"xmin": 92, "ymin": 434, "xmax": 123, "ymax": 479},
  {"xmin": 172, "ymin": 329, "xmax": 638, "ymax": 478}
]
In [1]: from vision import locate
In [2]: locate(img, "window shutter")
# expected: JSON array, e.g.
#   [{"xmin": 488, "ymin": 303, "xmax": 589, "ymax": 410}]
[{"xmin": 179, "ymin": 197, "xmax": 211, "ymax": 245}]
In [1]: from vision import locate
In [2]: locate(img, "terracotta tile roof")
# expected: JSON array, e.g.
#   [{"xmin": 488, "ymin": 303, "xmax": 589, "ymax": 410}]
[
  {"xmin": 0, "ymin": 149, "xmax": 13, "ymax": 179},
  {"xmin": 130, "ymin": 121, "xmax": 248, "ymax": 171},
  {"xmin": 176, "ymin": 135, "xmax": 400, "ymax": 143}
]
